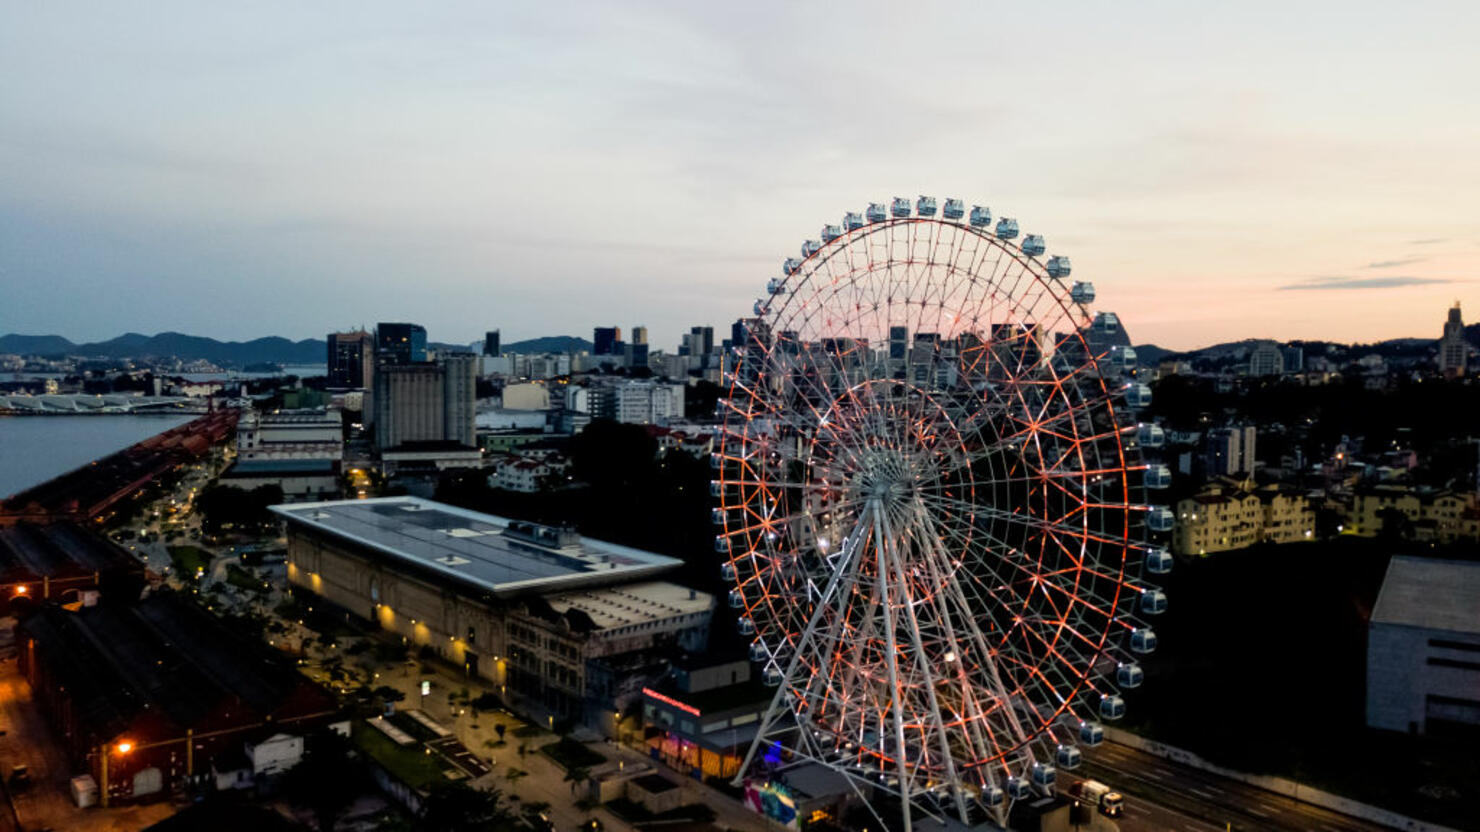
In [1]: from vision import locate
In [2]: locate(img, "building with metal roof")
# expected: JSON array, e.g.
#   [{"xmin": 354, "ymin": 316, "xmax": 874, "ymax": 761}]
[
  {"xmin": 1366, "ymin": 555, "xmax": 1480, "ymax": 735},
  {"xmin": 18, "ymin": 591, "xmax": 340, "ymax": 805},
  {"xmin": 275, "ymin": 497, "xmax": 713, "ymax": 732}
]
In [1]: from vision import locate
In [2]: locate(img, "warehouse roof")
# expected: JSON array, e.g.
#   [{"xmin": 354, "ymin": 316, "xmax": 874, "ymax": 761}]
[
  {"xmin": 541, "ymin": 582, "xmax": 713, "ymax": 631},
  {"xmin": 271, "ymin": 497, "xmax": 681, "ymax": 597},
  {"xmin": 1372, "ymin": 556, "xmax": 1480, "ymax": 636}
]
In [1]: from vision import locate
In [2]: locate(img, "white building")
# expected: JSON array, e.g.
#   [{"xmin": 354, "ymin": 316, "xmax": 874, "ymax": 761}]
[
  {"xmin": 1247, "ymin": 342, "xmax": 1285, "ymax": 377},
  {"xmin": 502, "ymin": 382, "xmax": 551, "ymax": 411},
  {"xmin": 615, "ymin": 381, "xmax": 685, "ymax": 425},
  {"xmin": 1366, "ymin": 556, "xmax": 1480, "ymax": 735},
  {"xmin": 237, "ymin": 410, "xmax": 343, "ymax": 462}
]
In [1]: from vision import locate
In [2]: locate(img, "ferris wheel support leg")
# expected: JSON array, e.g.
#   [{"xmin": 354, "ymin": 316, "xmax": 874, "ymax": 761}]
[
  {"xmin": 878, "ymin": 505, "xmax": 973, "ymax": 825},
  {"xmin": 872, "ymin": 502, "xmax": 914, "ymax": 832},
  {"xmin": 729, "ymin": 507, "xmax": 869, "ymax": 789}
]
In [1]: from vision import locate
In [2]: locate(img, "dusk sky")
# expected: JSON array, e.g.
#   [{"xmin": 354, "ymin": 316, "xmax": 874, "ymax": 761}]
[{"xmin": 3, "ymin": 1, "xmax": 1477, "ymax": 351}]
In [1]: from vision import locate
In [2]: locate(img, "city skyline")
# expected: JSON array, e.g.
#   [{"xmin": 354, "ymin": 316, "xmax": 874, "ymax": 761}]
[{"xmin": 3, "ymin": 2, "xmax": 1478, "ymax": 351}]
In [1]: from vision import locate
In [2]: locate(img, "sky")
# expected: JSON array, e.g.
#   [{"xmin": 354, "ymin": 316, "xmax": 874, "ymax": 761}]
[{"xmin": 2, "ymin": 1, "xmax": 1478, "ymax": 351}]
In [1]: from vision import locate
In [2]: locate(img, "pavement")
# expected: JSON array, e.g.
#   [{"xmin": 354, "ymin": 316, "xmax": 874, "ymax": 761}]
[
  {"xmin": 1083, "ymin": 742, "xmax": 1390, "ymax": 832},
  {"xmin": 0, "ymin": 641, "xmax": 174, "ymax": 832}
]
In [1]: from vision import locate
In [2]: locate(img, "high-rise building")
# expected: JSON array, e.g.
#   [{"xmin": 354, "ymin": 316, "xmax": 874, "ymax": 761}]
[
  {"xmin": 1282, "ymin": 345, "xmax": 1305, "ymax": 373},
  {"xmin": 441, "ymin": 353, "xmax": 478, "ymax": 449},
  {"xmin": 327, "ymin": 330, "xmax": 374, "ymax": 389},
  {"xmin": 631, "ymin": 326, "xmax": 648, "ymax": 345},
  {"xmin": 593, "ymin": 327, "xmax": 621, "ymax": 357},
  {"xmin": 377, "ymin": 323, "xmax": 428, "ymax": 365},
  {"xmin": 374, "ymin": 363, "xmax": 443, "ymax": 451},
  {"xmin": 1439, "ymin": 302, "xmax": 1468, "ymax": 379},
  {"xmin": 1205, "ymin": 426, "xmax": 1257, "ymax": 477},
  {"xmin": 1248, "ymin": 342, "xmax": 1285, "ymax": 377},
  {"xmin": 374, "ymin": 354, "xmax": 477, "ymax": 452},
  {"xmin": 484, "ymin": 330, "xmax": 501, "ymax": 357}
]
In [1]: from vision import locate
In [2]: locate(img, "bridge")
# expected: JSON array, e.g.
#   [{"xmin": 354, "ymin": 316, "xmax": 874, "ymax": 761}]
[{"xmin": 0, "ymin": 394, "xmax": 203, "ymax": 414}]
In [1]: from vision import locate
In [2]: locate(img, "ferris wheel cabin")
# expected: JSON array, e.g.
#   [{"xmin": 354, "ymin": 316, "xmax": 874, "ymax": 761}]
[
  {"xmin": 890, "ymin": 197, "xmax": 912, "ymax": 218},
  {"xmin": 1131, "ymin": 627, "xmax": 1158, "ymax": 653},
  {"xmin": 1070, "ymin": 281, "xmax": 1096, "ymax": 304},
  {"xmin": 801, "ymin": 239, "xmax": 821, "ymax": 256},
  {"xmin": 942, "ymin": 198, "xmax": 965, "ymax": 219},
  {"xmin": 1079, "ymin": 721, "xmax": 1105, "ymax": 746},
  {"xmin": 783, "ymin": 257, "xmax": 802, "ymax": 275},
  {"xmin": 1140, "ymin": 589, "xmax": 1168, "ymax": 615},
  {"xmin": 821, "ymin": 224, "xmax": 842, "ymax": 243},
  {"xmin": 916, "ymin": 195, "xmax": 938, "ymax": 216},
  {"xmin": 844, "ymin": 211, "xmax": 865, "ymax": 230},
  {"xmin": 1047, "ymin": 255, "xmax": 1072, "ymax": 278},
  {"xmin": 1138, "ymin": 423, "xmax": 1166, "ymax": 449},
  {"xmin": 1147, "ymin": 506, "xmax": 1174, "ymax": 532},
  {"xmin": 1021, "ymin": 234, "xmax": 1046, "ymax": 256},
  {"xmin": 1117, "ymin": 662, "xmax": 1144, "ymax": 688},
  {"xmin": 1100, "ymin": 695, "xmax": 1126, "ymax": 720},
  {"xmin": 1145, "ymin": 464, "xmax": 1172, "ymax": 489},
  {"xmin": 1055, "ymin": 745, "xmax": 1082, "ymax": 769},
  {"xmin": 866, "ymin": 202, "xmax": 888, "ymax": 223},
  {"xmin": 995, "ymin": 217, "xmax": 1020, "ymax": 239},
  {"xmin": 1145, "ymin": 546, "xmax": 1174, "ymax": 574},
  {"xmin": 969, "ymin": 205, "xmax": 992, "ymax": 227}
]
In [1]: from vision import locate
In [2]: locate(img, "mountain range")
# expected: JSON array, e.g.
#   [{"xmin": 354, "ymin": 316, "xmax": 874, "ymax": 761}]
[
  {"xmin": 0, "ymin": 332, "xmax": 598, "ymax": 367},
  {"xmin": 2, "ymin": 326, "xmax": 1474, "ymax": 369}
]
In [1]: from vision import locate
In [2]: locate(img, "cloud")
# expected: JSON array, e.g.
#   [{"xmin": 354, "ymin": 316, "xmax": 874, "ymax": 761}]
[
  {"xmin": 1408, "ymin": 238, "xmax": 1447, "ymax": 245},
  {"xmin": 1363, "ymin": 257, "xmax": 1426, "ymax": 269},
  {"xmin": 1278, "ymin": 276, "xmax": 1454, "ymax": 291}
]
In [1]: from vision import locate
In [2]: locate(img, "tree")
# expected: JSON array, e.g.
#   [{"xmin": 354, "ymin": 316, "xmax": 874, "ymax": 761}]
[
  {"xmin": 279, "ymin": 729, "xmax": 365, "ymax": 832},
  {"xmin": 417, "ymin": 782, "xmax": 514, "ymax": 832},
  {"xmin": 563, "ymin": 766, "xmax": 590, "ymax": 795}
]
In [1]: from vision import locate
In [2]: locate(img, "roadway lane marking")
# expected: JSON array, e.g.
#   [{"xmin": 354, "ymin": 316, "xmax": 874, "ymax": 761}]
[{"xmin": 1186, "ymin": 786, "xmax": 1217, "ymax": 799}]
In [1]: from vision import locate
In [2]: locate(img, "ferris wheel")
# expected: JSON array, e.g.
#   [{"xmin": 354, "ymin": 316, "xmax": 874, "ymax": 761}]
[{"xmin": 712, "ymin": 197, "xmax": 1174, "ymax": 830}]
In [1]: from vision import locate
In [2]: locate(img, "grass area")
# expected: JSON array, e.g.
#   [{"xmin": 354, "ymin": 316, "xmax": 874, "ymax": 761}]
[
  {"xmin": 352, "ymin": 720, "xmax": 448, "ymax": 791},
  {"xmin": 604, "ymin": 799, "xmax": 715, "ymax": 824},
  {"xmin": 167, "ymin": 545, "xmax": 212, "ymax": 575},
  {"xmin": 540, "ymin": 737, "xmax": 605, "ymax": 771},
  {"xmin": 224, "ymin": 563, "xmax": 262, "ymax": 591}
]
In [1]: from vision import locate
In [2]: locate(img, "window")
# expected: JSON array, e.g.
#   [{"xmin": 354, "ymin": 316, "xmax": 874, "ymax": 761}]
[
  {"xmin": 1427, "ymin": 657, "xmax": 1480, "ymax": 672},
  {"xmin": 1430, "ymin": 638, "xmax": 1480, "ymax": 653}
]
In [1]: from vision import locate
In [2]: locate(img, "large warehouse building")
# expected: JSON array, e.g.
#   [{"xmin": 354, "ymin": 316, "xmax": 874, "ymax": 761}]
[
  {"xmin": 1366, "ymin": 556, "xmax": 1480, "ymax": 735},
  {"xmin": 273, "ymin": 497, "xmax": 714, "ymax": 729}
]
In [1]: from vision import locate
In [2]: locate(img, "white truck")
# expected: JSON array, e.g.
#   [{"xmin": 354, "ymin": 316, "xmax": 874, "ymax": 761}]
[{"xmin": 1069, "ymin": 779, "xmax": 1124, "ymax": 818}]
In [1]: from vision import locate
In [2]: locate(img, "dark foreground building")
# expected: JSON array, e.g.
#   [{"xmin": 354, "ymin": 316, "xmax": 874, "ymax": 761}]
[
  {"xmin": 18, "ymin": 592, "xmax": 341, "ymax": 806},
  {"xmin": 0, "ymin": 523, "xmax": 145, "ymax": 616}
]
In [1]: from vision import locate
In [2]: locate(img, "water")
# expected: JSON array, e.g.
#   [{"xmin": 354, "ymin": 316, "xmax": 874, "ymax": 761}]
[
  {"xmin": 6, "ymin": 364, "xmax": 325, "ymax": 383},
  {"xmin": 0, "ymin": 414, "xmax": 193, "ymax": 499}
]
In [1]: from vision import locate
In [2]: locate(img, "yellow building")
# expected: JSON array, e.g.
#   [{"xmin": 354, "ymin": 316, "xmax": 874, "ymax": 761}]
[
  {"xmin": 1257, "ymin": 485, "xmax": 1316, "ymax": 545},
  {"xmin": 1173, "ymin": 479, "xmax": 1264, "ymax": 556},
  {"xmin": 1174, "ymin": 477, "xmax": 1316, "ymax": 555},
  {"xmin": 1346, "ymin": 486, "xmax": 1421, "ymax": 537}
]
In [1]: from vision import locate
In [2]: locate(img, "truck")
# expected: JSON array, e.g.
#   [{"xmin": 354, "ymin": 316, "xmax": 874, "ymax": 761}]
[{"xmin": 1068, "ymin": 779, "xmax": 1124, "ymax": 818}]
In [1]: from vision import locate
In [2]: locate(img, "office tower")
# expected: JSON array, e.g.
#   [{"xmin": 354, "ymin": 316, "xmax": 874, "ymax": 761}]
[
  {"xmin": 630, "ymin": 342, "xmax": 650, "ymax": 368},
  {"xmin": 693, "ymin": 326, "xmax": 714, "ymax": 355},
  {"xmin": 594, "ymin": 327, "xmax": 621, "ymax": 357},
  {"xmin": 1282, "ymin": 345, "xmax": 1304, "ymax": 373},
  {"xmin": 889, "ymin": 326, "xmax": 909, "ymax": 361},
  {"xmin": 484, "ymin": 330, "xmax": 501, "ymax": 357},
  {"xmin": 631, "ymin": 326, "xmax": 648, "ymax": 345},
  {"xmin": 377, "ymin": 323, "xmax": 428, "ymax": 365},
  {"xmin": 326, "ymin": 330, "xmax": 374, "ymax": 389},
  {"xmin": 1440, "ymin": 302, "xmax": 1468, "ymax": 378}
]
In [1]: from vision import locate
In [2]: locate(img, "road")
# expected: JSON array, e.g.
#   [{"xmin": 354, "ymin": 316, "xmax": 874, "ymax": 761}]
[{"xmin": 1083, "ymin": 743, "xmax": 1390, "ymax": 832}]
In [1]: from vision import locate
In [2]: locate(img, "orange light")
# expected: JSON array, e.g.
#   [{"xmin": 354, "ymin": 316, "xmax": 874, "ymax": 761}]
[
  {"xmin": 116, "ymin": 741, "xmax": 134, "ymax": 754},
  {"xmin": 13, "ymin": 586, "xmax": 26, "ymax": 595}
]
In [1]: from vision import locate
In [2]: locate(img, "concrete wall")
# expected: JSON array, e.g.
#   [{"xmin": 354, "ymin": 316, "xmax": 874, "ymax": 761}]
[
  {"xmin": 1367, "ymin": 621, "xmax": 1480, "ymax": 734},
  {"xmin": 1104, "ymin": 726, "xmax": 1462, "ymax": 832}
]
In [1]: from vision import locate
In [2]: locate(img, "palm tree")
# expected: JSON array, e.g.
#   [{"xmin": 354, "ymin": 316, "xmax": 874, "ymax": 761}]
[{"xmin": 564, "ymin": 766, "xmax": 590, "ymax": 796}]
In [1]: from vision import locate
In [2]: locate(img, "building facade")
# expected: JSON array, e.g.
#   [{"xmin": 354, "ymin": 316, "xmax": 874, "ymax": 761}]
[
  {"xmin": 1367, "ymin": 556, "xmax": 1480, "ymax": 735},
  {"xmin": 274, "ymin": 498, "xmax": 713, "ymax": 730},
  {"xmin": 376, "ymin": 323, "xmax": 427, "ymax": 365},
  {"xmin": 327, "ymin": 331, "xmax": 374, "ymax": 389},
  {"xmin": 1439, "ymin": 302, "xmax": 1468, "ymax": 378}
]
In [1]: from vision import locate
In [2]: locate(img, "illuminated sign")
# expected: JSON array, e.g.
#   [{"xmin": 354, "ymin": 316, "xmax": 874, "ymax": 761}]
[
  {"xmin": 743, "ymin": 779, "xmax": 798, "ymax": 829},
  {"xmin": 642, "ymin": 687, "xmax": 701, "ymax": 717}
]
